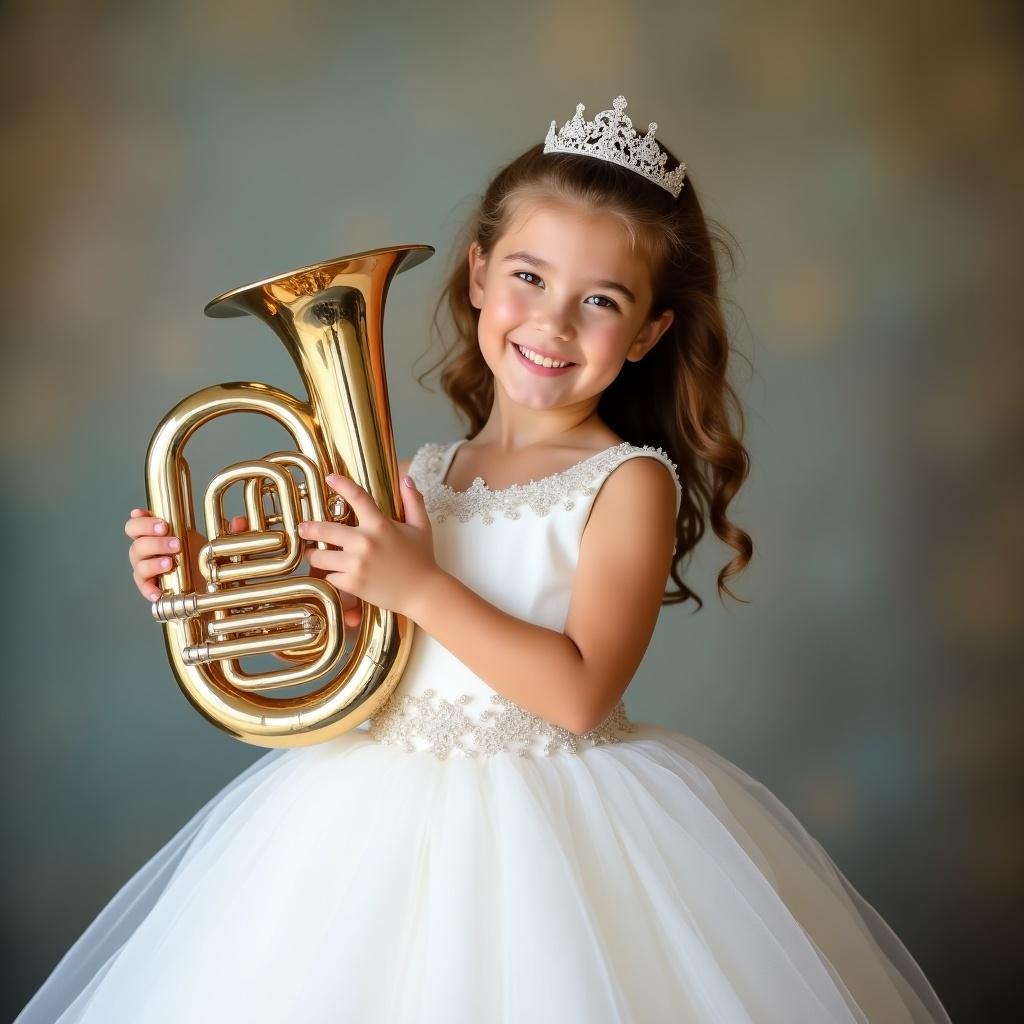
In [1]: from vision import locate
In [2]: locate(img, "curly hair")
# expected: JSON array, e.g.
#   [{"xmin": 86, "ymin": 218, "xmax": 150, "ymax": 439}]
[{"xmin": 415, "ymin": 138, "xmax": 754, "ymax": 611}]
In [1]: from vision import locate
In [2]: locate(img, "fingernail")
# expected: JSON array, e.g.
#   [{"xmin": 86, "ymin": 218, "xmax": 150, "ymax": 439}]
[
  {"xmin": 160, "ymin": 557, "xmax": 172, "ymax": 568},
  {"xmin": 168, "ymin": 538, "xmax": 180, "ymax": 551},
  {"xmin": 154, "ymin": 522, "xmax": 167, "ymax": 534},
  {"xmin": 403, "ymin": 475, "xmax": 415, "ymax": 488},
  {"xmin": 149, "ymin": 591, "xmax": 160, "ymax": 602}
]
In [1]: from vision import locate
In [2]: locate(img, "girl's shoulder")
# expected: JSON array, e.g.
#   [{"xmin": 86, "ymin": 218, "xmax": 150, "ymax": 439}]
[{"xmin": 601, "ymin": 443, "xmax": 682, "ymax": 505}]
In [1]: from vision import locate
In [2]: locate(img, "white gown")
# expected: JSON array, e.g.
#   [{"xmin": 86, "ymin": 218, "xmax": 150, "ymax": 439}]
[{"xmin": 16, "ymin": 439, "xmax": 952, "ymax": 1024}]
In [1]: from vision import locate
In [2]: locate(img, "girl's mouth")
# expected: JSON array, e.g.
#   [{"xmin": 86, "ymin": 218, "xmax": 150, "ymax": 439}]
[{"xmin": 510, "ymin": 341, "xmax": 577, "ymax": 376}]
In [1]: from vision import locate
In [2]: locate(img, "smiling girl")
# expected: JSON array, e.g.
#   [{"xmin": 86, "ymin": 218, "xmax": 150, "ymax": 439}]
[{"xmin": 19, "ymin": 94, "xmax": 951, "ymax": 1024}]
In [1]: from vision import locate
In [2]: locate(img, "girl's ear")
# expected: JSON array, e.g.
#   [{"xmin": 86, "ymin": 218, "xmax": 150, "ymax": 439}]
[
  {"xmin": 627, "ymin": 308, "xmax": 675, "ymax": 362},
  {"xmin": 467, "ymin": 242, "xmax": 487, "ymax": 310}
]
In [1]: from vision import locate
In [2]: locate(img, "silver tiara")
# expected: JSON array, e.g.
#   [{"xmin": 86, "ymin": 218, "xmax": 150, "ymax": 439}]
[{"xmin": 543, "ymin": 94, "xmax": 686, "ymax": 199}]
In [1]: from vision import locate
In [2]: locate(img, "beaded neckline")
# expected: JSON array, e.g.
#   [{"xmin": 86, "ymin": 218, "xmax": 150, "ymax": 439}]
[
  {"xmin": 437, "ymin": 438, "xmax": 631, "ymax": 497},
  {"xmin": 413, "ymin": 438, "xmax": 682, "ymax": 528}
]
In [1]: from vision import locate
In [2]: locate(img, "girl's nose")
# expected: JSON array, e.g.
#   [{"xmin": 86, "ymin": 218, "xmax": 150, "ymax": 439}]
[{"xmin": 531, "ymin": 299, "xmax": 573, "ymax": 340}]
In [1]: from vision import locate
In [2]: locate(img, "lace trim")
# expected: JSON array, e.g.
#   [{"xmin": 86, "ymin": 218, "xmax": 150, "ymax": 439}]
[
  {"xmin": 412, "ymin": 440, "xmax": 682, "ymax": 527},
  {"xmin": 367, "ymin": 689, "xmax": 638, "ymax": 759}
]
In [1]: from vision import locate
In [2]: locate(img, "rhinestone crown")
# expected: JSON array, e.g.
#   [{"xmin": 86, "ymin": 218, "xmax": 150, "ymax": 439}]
[{"xmin": 543, "ymin": 94, "xmax": 686, "ymax": 199}]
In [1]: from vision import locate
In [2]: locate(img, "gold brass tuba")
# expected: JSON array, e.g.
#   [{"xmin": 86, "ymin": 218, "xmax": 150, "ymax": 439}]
[{"xmin": 144, "ymin": 244, "xmax": 433, "ymax": 748}]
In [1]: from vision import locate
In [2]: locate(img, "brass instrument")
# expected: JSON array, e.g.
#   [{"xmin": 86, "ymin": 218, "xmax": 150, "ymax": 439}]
[{"xmin": 144, "ymin": 244, "xmax": 433, "ymax": 748}]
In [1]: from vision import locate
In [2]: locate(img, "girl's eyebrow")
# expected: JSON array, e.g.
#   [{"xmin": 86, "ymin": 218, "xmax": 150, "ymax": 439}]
[{"xmin": 501, "ymin": 250, "xmax": 637, "ymax": 304}]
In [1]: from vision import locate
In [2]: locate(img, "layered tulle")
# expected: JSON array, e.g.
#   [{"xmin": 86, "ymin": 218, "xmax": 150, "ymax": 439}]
[{"xmin": 16, "ymin": 723, "xmax": 949, "ymax": 1023}]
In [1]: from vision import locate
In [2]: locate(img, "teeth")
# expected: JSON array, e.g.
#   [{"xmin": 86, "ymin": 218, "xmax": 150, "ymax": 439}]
[{"xmin": 515, "ymin": 344, "xmax": 572, "ymax": 368}]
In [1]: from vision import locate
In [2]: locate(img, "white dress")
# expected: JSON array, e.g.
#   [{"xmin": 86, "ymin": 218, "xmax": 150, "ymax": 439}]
[{"xmin": 16, "ymin": 439, "xmax": 951, "ymax": 1024}]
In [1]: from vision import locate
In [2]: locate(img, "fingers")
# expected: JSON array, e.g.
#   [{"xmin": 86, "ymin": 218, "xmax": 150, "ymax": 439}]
[
  {"xmin": 227, "ymin": 514, "xmax": 248, "ymax": 534},
  {"xmin": 301, "ymin": 525, "xmax": 362, "ymax": 625},
  {"xmin": 133, "ymin": 558, "xmax": 176, "ymax": 601},
  {"xmin": 128, "ymin": 508, "xmax": 352, "ymax": 613},
  {"xmin": 128, "ymin": 510, "xmax": 247, "ymax": 538},
  {"xmin": 125, "ymin": 509, "xmax": 169, "ymax": 539},
  {"xmin": 306, "ymin": 559, "xmax": 362, "ymax": 627},
  {"xmin": 297, "ymin": 519, "xmax": 356, "ymax": 549},
  {"xmin": 127, "ymin": 508, "xmax": 181, "ymax": 602},
  {"xmin": 332, "ymin": 588, "xmax": 363, "ymax": 630},
  {"xmin": 130, "ymin": 537, "xmax": 181, "ymax": 602},
  {"xmin": 308, "ymin": 560, "xmax": 359, "ymax": 632},
  {"xmin": 128, "ymin": 531, "xmax": 181, "ymax": 573},
  {"xmin": 129, "ymin": 533, "xmax": 181, "ymax": 561},
  {"xmin": 324, "ymin": 474, "xmax": 383, "ymax": 526},
  {"xmin": 305, "ymin": 543, "xmax": 355, "ymax": 576},
  {"xmin": 127, "ymin": 517, "xmax": 177, "ymax": 590}
]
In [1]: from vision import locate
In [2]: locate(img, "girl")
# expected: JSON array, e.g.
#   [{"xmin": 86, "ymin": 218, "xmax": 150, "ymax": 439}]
[{"xmin": 17, "ymin": 95, "xmax": 951, "ymax": 1023}]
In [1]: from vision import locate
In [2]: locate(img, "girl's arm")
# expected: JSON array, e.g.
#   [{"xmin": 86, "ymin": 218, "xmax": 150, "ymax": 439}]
[{"xmin": 408, "ymin": 457, "xmax": 678, "ymax": 735}]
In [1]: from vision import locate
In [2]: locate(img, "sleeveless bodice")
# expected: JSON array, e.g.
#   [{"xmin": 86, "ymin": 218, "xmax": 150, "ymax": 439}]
[{"xmin": 366, "ymin": 438, "xmax": 682, "ymax": 759}]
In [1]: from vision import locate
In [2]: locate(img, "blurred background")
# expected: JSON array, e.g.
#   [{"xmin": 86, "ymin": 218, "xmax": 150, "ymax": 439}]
[{"xmin": 2, "ymin": 0, "xmax": 1021, "ymax": 1020}]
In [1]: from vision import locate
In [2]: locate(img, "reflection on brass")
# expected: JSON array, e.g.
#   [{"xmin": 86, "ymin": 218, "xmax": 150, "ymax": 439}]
[{"xmin": 144, "ymin": 245, "xmax": 433, "ymax": 747}]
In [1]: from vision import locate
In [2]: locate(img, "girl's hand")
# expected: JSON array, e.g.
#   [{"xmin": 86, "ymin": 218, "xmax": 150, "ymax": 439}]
[
  {"xmin": 126, "ymin": 508, "xmax": 365, "ymax": 630},
  {"xmin": 126, "ymin": 509, "xmax": 250, "ymax": 602},
  {"xmin": 297, "ymin": 473, "xmax": 438, "ymax": 620}
]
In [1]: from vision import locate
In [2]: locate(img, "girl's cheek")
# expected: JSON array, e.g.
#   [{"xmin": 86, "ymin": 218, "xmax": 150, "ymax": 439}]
[
  {"xmin": 586, "ymin": 320, "xmax": 621, "ymax": 348},
  {"xmin": 478, "ymin": 291, "xmax": 530, "ymax": 350},
  {"xmin": 587, "ymin": 325, "xmax": 628, "ymax": 367},
  {"xmin": 489, "ymin": 286, "xmax": 530, "ymax": 322}
]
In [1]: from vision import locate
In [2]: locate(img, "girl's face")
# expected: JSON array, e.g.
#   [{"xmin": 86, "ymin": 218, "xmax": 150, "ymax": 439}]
[{"xmin": 467, "ymin": 202, "xmax": 674, "ymax": 414}]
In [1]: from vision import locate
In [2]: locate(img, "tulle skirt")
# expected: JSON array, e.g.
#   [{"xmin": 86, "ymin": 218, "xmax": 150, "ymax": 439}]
[{"xmin": 16, "ymin": 723, "xmax": 951, "ymax": 1023}]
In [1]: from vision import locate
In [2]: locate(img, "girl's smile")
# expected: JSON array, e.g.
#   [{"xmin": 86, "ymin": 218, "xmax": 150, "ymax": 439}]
[{"xmin": 509, "ymin": 338, "xmax": 578, "ymax": 376}]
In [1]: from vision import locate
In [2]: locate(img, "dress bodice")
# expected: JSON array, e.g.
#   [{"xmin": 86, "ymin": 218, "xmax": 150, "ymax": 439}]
[{"xmin": 366, "ymin": 438, "xmax": 682, "ymax": 759}]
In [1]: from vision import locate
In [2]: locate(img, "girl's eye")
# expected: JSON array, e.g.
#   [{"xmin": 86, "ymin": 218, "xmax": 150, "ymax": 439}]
[
  {"xmin": 514, "ymin": 271, "xmax": 542, "ymax": 286},
  {"xmin": 513, "ymin": 271, "xmax": 620, "ymax": 311}
]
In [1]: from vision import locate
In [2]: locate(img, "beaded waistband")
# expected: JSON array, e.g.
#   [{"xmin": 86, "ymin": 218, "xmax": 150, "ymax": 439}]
[{"xmin": 366, "ymin": 688, "xmax": 637, "ymax": 759}]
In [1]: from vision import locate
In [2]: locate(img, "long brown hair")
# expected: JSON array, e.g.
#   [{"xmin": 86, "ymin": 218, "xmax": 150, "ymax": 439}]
[{"xmin": 416, "ymin": 139, "xmax": 754, "ymax": 611}]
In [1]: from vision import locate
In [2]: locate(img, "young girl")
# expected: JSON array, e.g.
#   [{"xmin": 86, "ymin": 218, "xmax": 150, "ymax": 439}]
[{"xmin": 17, "ymin": 95, "xmax": 951, "ymax": 1023}]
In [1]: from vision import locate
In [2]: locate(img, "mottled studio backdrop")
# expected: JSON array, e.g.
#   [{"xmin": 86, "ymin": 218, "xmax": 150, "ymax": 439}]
[{"xmin": 2, "ymin": 1, "xmax": 1021, "ymax": 1020}]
